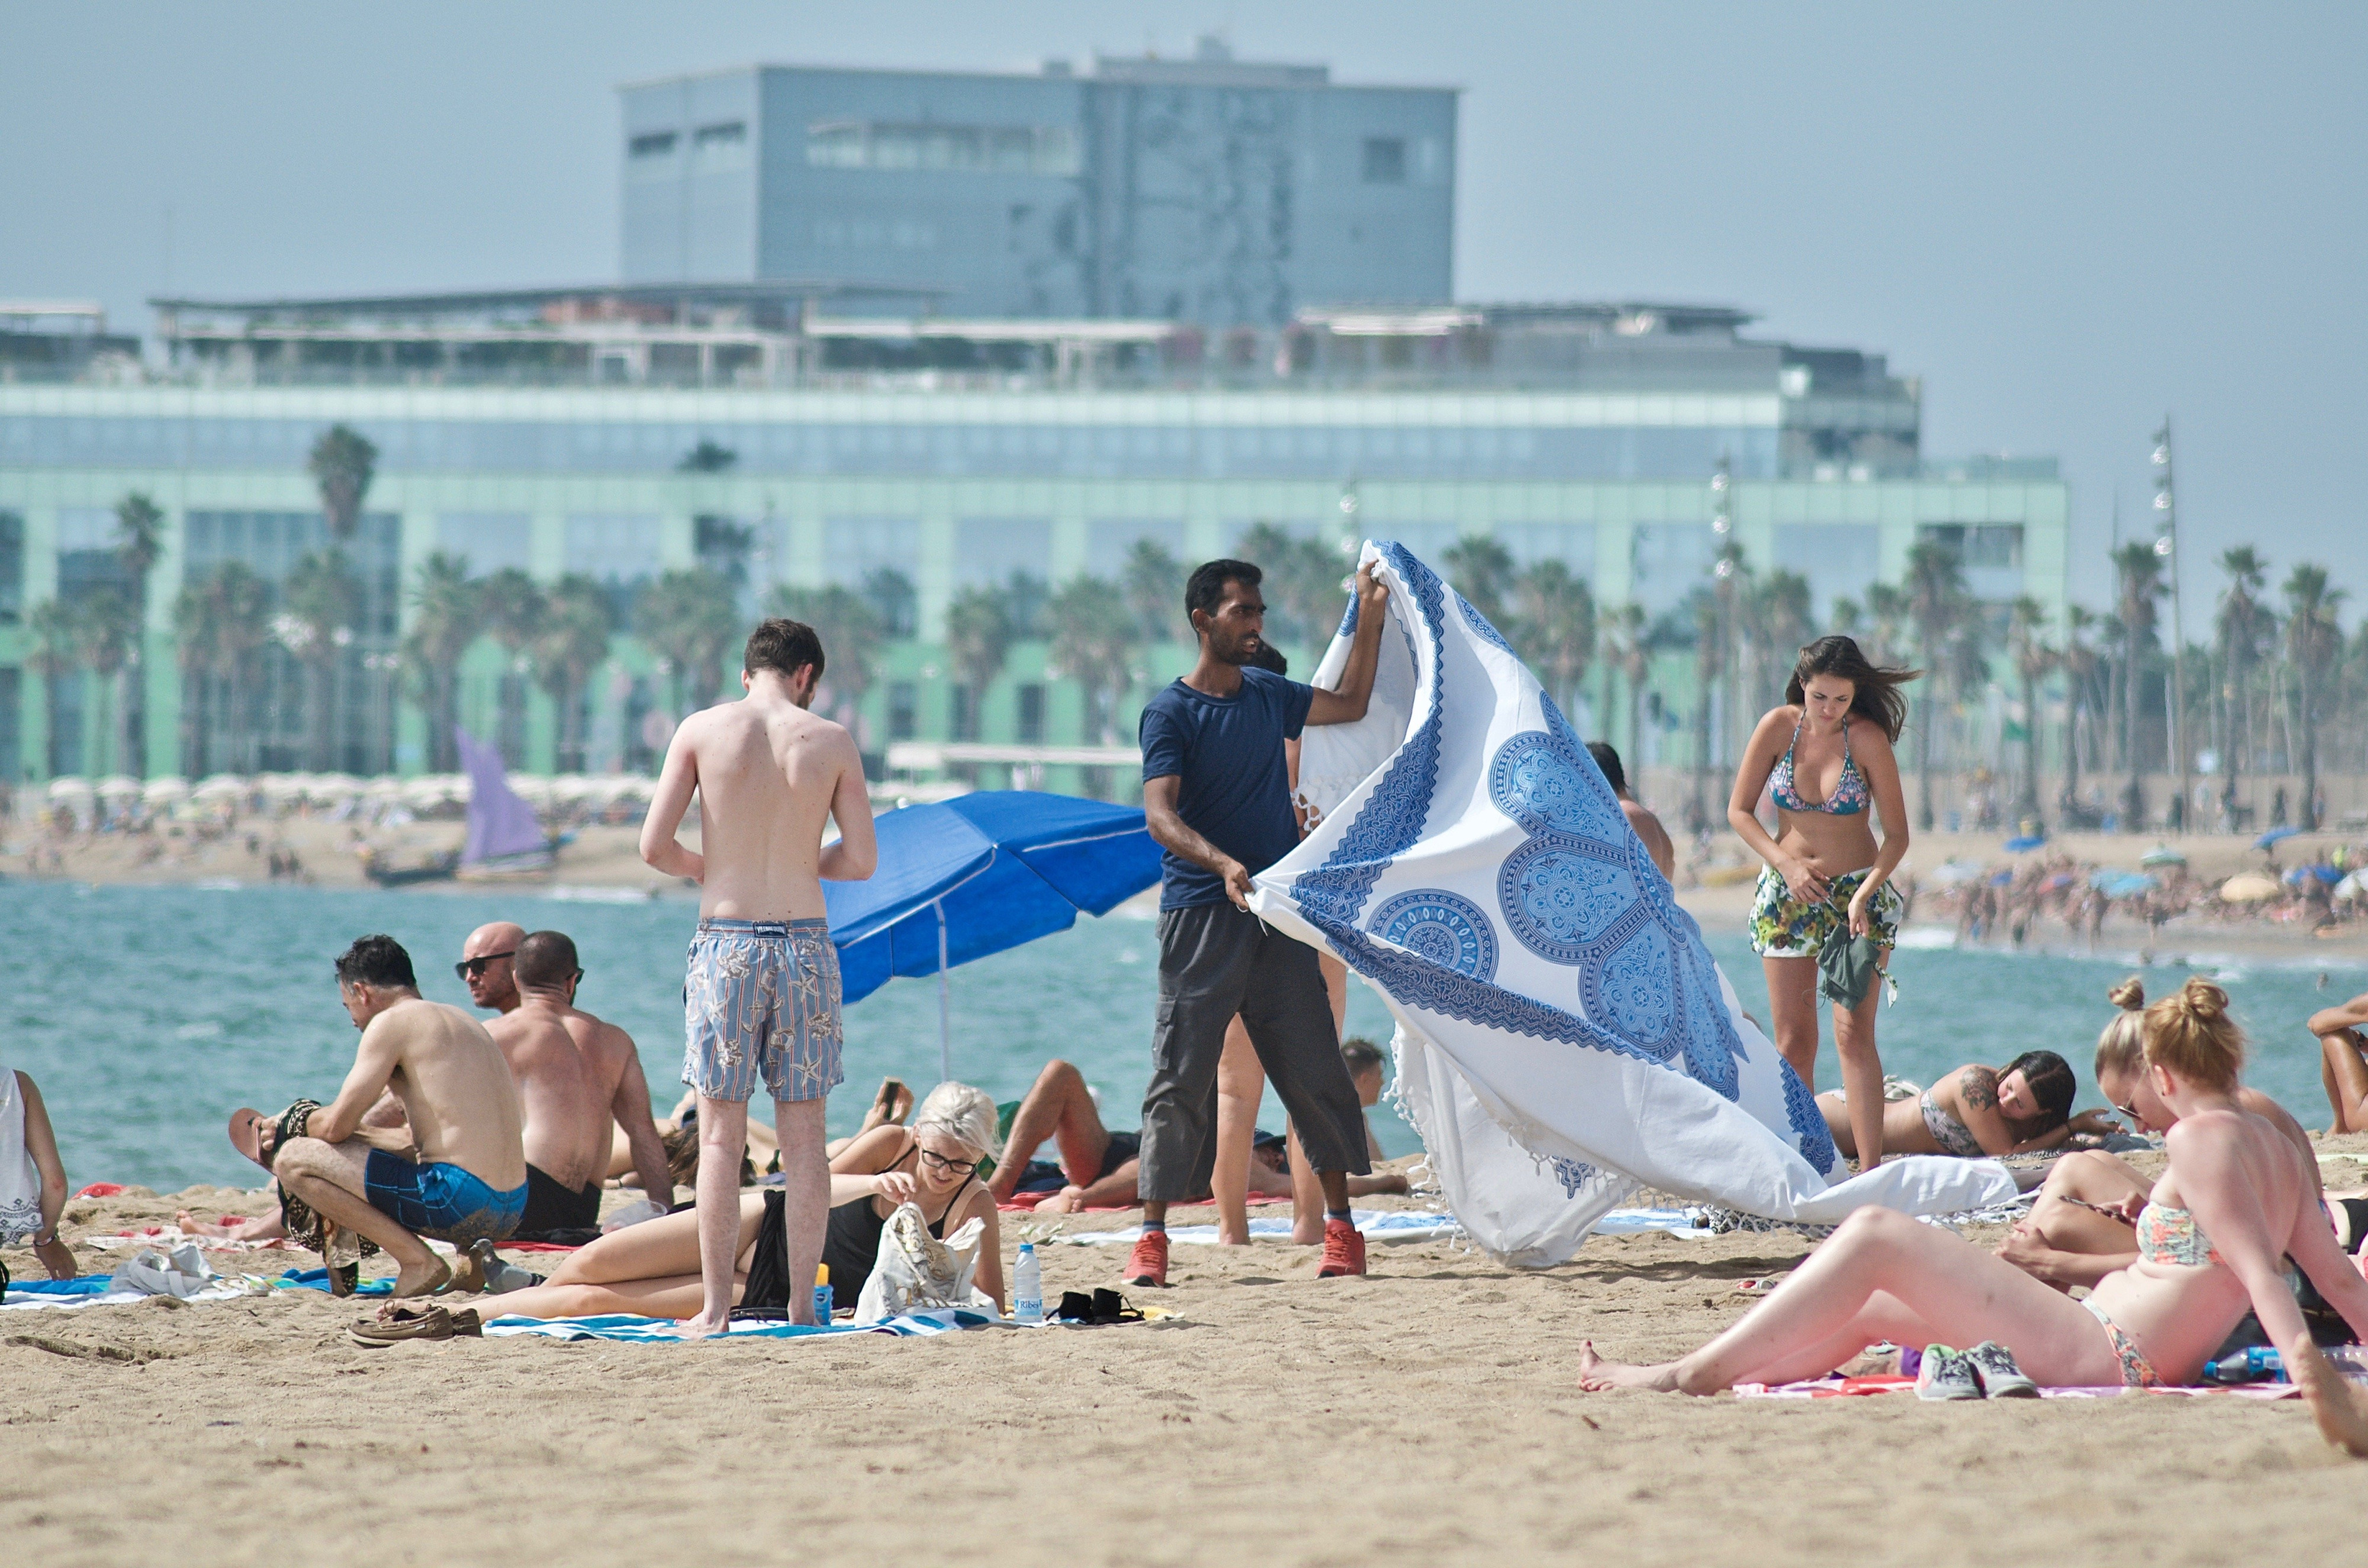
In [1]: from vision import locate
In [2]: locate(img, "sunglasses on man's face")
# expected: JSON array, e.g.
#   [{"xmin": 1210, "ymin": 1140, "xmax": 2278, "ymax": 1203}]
[{"xmin": 455, "ymin": 951, "xmax": 515, "ymax": 981}]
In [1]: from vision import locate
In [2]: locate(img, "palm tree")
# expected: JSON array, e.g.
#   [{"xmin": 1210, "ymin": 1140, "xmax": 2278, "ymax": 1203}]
[
  {"xmin": 766, "ymin": 582, "xmax": 884, "ymax": 730},
  {"xmin": 942, "ymin": 585, "xmax": 1014, "ymax": 741},
  {"xmin": 2215, "ymin": 547, "xmax": 2270, "ymax": 822},
  {"xmin": 1121, "ymin": 538, "xmax": 1188, "ymax": 645},
  {"xmin": 2007, "ymin": 597, "xmax": 2057, "ymax": 825},
  {"xmin": 1865, "ymin": 582, "xmax": 1911, "ymax": 668},
  {"xmin": 404, "ymin": 553, "xmax": 482, "ymax": 773},
  {"xmin": 533, "ymin": 575, "xmax": 614, "ymax": 774},
  {"xmin": 174, "ymin": 561, "xmax": 271, "ymax": 777},
  {"xmin": 1754, "ymin": 569, "xmax": 1814, "ymax": 711},
  {"xmin": 1443, "ymin": 534, "xmax": 1518, "ymax": 638},
  {"xmin": 633, "ymin": 568, "xmax": 741, "ymax": 714},
  {"xmin": 27, "ymin": 598, "xmax": 82, "ymax": 777},
  {"xmin": 1904, "ymin": 539, "xmax": 1969, "ymax": 830},
  {"xmin": 1830, "ymin": 596, "xmax": 1866, "ymax": 640},
  {"xmin": 1047, "ymin": 573, "xmax": 1141, "ymax": 745},
  {"xmin": 307, "ymin": 425, "xmax": 378, "ymax": 542},
  {"xmin": 282, "ymin": 551, "xmax": 361, "ymax": 771},
  {"xmin": 1686, "ymin": 585, "xmax": 1723, "ymax": 832},
  {"xmin": 1604, "ymin": 601, "xmax": 1650, "ymax": 761},
  {"xmin": 1510, "ymin": 558, "xmax": 1595, "ymax": 718},
  {"xmin": 2110, "ymin": 540, "xmax": 2165, "ymax": 830},
  {"xmin": 2060, "ymin": 605, "xmax": 2102, "ymax": 820},
  {"xmin": 476, "ymin": 567, "xmax": 546, "ymax": 767},
  {"xmin": 112, "ymin": 492, "xmax": 165, "ymax": 777},
  {"xmin": 1234, "ymin": 523, "xmax": 1347, "ymax": 646},
  {"xmin": 858, "ymin": 567, "xmax": 918, "ymax": 639},
  {"xmin": 2282, "ymin": 562, "xmax": 2347, "ymax": 831},
  {"xmin": 73, "ymin": 587, "xmax": 137, "ymax": 778}
]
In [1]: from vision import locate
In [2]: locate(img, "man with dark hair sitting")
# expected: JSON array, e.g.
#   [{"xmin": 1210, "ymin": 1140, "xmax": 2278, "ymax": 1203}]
[
  {"xmin": 483, "ymin": 929, "xmax": 674, "ymax": 1242},
  {"xmin": 1585, "ymin": 740, "xmax": 1675, "ymax": 880},
  {"xmin": 271, "ymin": 935, "xmax": 529, "ymax": 1297}
]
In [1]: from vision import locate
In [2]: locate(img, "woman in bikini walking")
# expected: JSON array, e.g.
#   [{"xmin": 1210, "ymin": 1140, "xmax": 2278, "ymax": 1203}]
[{"xmin": 1727, "ymin": 636, "xmax": 1915, "ymax": 1168}]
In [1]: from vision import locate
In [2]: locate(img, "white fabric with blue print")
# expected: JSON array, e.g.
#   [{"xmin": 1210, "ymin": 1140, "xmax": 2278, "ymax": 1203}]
[{"xmin": 1250, "ymin": 540, "xmax": 2016, "ymax": 1267}]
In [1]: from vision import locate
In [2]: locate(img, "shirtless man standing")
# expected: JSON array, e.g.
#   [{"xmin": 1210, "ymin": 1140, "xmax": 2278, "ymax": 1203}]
[
  {"xmin": 273, "ymin": 935, "xmax": 529, "ymax": 1297},
  {"xmin": 1586, "ymin": 741, "xmax": 1675, "ymax": 880},
  {"xmin": 482, "ymin": 929, "xmax": 675, "ymax": 1239},
  {"xmin": 640, "ymin": 618, "xmax": 877, "ymax": 1335}
]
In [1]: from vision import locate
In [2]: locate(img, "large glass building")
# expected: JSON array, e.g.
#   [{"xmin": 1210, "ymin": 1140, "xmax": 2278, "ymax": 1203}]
[{"xmin": 0, "ymin": 293, "xmax": 2066, "ymax": 790}]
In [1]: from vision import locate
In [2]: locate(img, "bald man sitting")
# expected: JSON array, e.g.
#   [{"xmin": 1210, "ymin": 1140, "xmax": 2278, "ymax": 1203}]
[
  {"xmin": 458, "ymin": 921, "xmax": 526, "ymax": 1015},
  {"xmin": 480, "ymin": 930, "xmax": 673, "ymax": 1241}
]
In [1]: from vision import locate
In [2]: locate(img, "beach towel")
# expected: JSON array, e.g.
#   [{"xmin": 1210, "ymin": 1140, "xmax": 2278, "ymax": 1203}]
[
  {"xmin": 484, "ymin": 1308, "xmax": 995, "ymax": 1343},
  {"xmin": 1252, "ymin": 542, "xmax": 2017, "ymax": 1266},
  {"xmin": 1059, "ymin": 1208, "xmax": 1465, "ymax": 1247},
  {"xmin": 0, "ymin": 1053, "xmax": 43, "ymax": 1246}
]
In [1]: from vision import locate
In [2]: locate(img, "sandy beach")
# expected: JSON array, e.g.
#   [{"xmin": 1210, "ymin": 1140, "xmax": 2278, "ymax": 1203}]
[{"xmin": 10, "ymin": 1142, "xmax": 2368, "ymax": 1567}]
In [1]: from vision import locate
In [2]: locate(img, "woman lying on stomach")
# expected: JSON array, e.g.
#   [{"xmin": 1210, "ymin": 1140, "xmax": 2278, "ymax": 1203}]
[
  {"xmin": 1815, "ymin": 1050, "xmax": 2115, "ymax": 1161},
  {"xmin": 493, "ymin": 1082, "xmax": 1005, "ymax": 1322},
  {"xmin": 1579, "ymin": 978, "xmax": 2368, "ymax": 1455}
]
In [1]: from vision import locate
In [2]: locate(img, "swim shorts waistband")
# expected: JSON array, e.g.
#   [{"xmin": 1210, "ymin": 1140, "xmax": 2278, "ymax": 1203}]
[{"xmin": 696, "ymin": 917, "xmax": 831, "ymax": 936}]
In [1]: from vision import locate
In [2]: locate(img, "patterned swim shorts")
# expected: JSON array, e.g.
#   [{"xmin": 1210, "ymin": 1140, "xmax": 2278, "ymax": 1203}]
[
  {"xmin": 682, "ymin": 917, "xmax": 845, "ymax": 1105},
  {"xmin": 1748, "ymin": 865, "xmax": 1903, "ymax": 959}
]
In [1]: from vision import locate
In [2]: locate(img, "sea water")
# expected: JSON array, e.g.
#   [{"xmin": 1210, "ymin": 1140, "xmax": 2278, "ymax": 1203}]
[{"xmin": 2, "ymin": 880, "xmax": 2360, "ymax": 1194}]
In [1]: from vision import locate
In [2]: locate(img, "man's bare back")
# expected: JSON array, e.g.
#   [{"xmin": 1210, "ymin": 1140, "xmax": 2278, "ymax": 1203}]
[
  {"xmin": 484, "ymin": 1000, "xmax": 610, "ymax": 1190},
  {"xmin": 639, "ymin": 669, "xmax": 877, "ymax": 918},
  {"xmin": 1621, "ymin": 799, "xmax": 1676, "ymax": 881},
  {"xmin": 350, "ymin": 999, "xmax": 527, "ymax": 1190}
]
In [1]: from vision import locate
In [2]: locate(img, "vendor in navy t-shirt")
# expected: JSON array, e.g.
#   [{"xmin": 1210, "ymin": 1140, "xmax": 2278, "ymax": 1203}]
[{"xmin": 1124, "ymin": 555, "xmax": 1390, "ymax": 1289}]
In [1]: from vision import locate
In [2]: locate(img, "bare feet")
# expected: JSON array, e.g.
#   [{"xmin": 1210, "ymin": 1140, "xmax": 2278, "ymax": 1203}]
[
  {"xmin": 1035, "ymin": 1186, "xmax": 1088, "ymax": 1213},
  {"xmin": 1215, "ymin": 1228, "xmax": 1249, "ymax": 1245},
  {"xmin": 857, "ymin": 1078, "xmax": 913, "ymax": 1138},
  {"xmin": 674, "ymin": 1312, "xmax": 732, "ymax": 1339},
  {"xmin": 1576, "ymin": 1340, "xmax": 1687, "ymax": 1393},
  {"xmin": 390, "ymin": 1256, "xmax": 454, "ymax": 1299},
  {"xmin": 2294, "ymin": 1344, "xmax": 2368, "ymax": 1457}
]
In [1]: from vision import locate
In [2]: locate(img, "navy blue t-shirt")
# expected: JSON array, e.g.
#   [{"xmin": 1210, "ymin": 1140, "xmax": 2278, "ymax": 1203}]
[{"xmin": 1137, "ymin": 667, "xmax": 1315, "ymax": 910}]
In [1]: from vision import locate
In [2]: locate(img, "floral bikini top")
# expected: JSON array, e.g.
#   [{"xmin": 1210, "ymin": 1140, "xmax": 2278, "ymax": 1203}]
[
  {"xmin": 1769, "ymin": 713, "xmax": 1870, "ymax": 815},
  {"xmin": 2133, "ymin": 1202, "xmax": 2224, "ymax": 1268}
]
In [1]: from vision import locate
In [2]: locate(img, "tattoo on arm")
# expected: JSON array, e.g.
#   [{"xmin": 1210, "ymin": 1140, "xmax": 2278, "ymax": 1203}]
[{"xmin": 1959, "ymin": 1067, "xmax": 1999, "ymax": 1112}]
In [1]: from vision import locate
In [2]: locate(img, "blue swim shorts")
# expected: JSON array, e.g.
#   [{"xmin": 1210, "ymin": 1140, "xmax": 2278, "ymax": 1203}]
[
  {"xmin": 682, "ymin": 917, "xmax": 845, "ymax": 1105},
  {"xmin": 362, "ymin": 1151, "xmax": 527, "ymax": 1248}
]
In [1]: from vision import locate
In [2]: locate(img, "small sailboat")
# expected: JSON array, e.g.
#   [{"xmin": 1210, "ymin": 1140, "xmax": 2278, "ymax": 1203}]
[{"xmin": 454, "ymin": 728, "xmax": 557, "ymax": 880}]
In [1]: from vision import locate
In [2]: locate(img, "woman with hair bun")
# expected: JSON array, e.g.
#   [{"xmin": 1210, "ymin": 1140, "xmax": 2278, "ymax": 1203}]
[
  {"xmin": 1579, "ymin": 977, "xmax": 2368, "ymax": 1450},
  {"xmin": 1727, "ymin": 635, "xmax": 1916, "ymax": 1167}
]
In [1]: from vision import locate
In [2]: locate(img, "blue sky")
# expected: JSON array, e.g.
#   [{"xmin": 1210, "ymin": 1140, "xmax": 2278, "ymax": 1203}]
[{"xmin": 3, "ymin": 1, "xmax": 2360, "ymax": 625}]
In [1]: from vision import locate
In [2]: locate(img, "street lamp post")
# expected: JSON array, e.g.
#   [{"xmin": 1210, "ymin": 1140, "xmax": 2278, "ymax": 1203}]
[{"xmin": 2152, "ymin": 420, "xmax": 2188, "ymax": 834}]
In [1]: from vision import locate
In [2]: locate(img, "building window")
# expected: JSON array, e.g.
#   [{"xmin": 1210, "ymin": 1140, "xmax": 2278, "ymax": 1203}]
[
  {"xmin": 628, "ymin": 131, "xmax": 678, "ymax": 159},
  {"xmin": 888, "ymin": 681, "xmax": 918, "ymax": 742},
  {"xmin": 807, "ymin": 121, "xmax": 1081, "ymax": 177},
  {"xmin": 694, "ymin": 121, "xmax": 745, "ymax": 149},
  {"xmin": 692, "ymin": 121, "xmax": 749, "ymax": 172},
  {"xmin": 951, "ymin": 683, "xmax": 978, "ymax": 742},
  {"xmin": 1362, "ymin": 137, "xmax": 1407, "ymax": 183},
  {"xmin": 1016, "ymin": 683, "xmax": 1046, "ymax": 745},
  {"xmin": 0, "ymin": 511, "xmax": 21, "ymax": 624}
]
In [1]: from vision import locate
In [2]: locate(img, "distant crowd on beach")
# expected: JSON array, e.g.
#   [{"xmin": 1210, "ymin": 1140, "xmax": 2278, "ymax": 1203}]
[{"xmin": 14, "ymin": 568, "xmax": 2368, "ymax": 1456}]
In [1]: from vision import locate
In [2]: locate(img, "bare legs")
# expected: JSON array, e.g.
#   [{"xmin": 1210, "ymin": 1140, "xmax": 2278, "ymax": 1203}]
[
  {"xmin": 774, "ymin": 1096, "xmax": 828, "ymax": 1328},
  {"xmin": 2322, "ymin": 1031, "xmax": 2368, "ymax": 1134},
  {"xmin": 272, "ymin": 1136, "xmax": 451, "ymax": 1297},
  {"xmin": 985, "ymin": 1059, "xmax": 1111, "ymax": 1204},
  {"xmin": 684, "ymin": 1094, "xmax": 828, "ymax": 1335},
  {"xmin": 1764, "ymin": 952, "xmax": 1886, "ymax": 1168},
  {"xmin": 1576, "ymin": 1207, "xmax": 2121, "ymax": 1394},
  {"xmin": 1213, "ymin": 1020, "xmax": 1262, "ymax": 1245}
]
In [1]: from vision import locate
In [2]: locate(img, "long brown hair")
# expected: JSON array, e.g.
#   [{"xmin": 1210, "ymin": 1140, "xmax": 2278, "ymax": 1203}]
[{"xmin": 1784, "ymin": 635, "xmax": 1917, "ymax": 743}]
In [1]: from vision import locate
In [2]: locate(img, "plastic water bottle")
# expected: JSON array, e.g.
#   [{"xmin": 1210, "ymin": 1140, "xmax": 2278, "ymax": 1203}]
[
  {"xmin": 812, "ymin": 1264, "xmax": 834, "ymax": 1327},
  {"xmin": 1012, "ymin": 1242, "xmax": 1044, "ymax": 1325},
  {"xmin": 2203, "ymin": 1345, "xmax": 2285, "ymax": 1384}
]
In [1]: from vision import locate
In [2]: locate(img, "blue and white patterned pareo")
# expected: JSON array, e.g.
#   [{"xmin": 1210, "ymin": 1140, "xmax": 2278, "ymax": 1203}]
[{"xmin": 1251, "ymin": 542, "xmax": 2016, "ymax": 1266}]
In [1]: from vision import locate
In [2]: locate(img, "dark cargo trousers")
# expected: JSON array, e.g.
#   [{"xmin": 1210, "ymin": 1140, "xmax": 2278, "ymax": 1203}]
[{"xmin": 1137, "ymin": 901, "xmax": 1372, "ymax": 1205}]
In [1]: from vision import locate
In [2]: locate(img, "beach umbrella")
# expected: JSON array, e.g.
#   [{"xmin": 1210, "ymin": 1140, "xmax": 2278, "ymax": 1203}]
[
  {"xmin": 2220, "ymin": 872, "xmax": 2283, "ymax": 904},
  {"xmin": 2088, "ymin": 869, "xmax": 2157, "ymax": 900},
  {"xmin": 2003, "ymin": 835, "xmax": 2046, "ymax": 853},
  {"xmin": 46, "ymin": 777, "xmax": 93, "ymax": 801},
  {"xmin": 2257, "ymin": 826, "xmax": 2301, "ymax": 851},
  {"xmin": 2138, "ymin": 846, "xmax": 2187, "ymax": 869},
  {"xmin": 822, "ymin": 790, "xmax": 1163, "ymax": 1082}
]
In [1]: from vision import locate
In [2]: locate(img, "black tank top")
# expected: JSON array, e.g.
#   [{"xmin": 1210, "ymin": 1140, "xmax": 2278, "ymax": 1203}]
[{"xmin": 818, "ymin": 1143, "xmax": 976, "ymax": 1311}]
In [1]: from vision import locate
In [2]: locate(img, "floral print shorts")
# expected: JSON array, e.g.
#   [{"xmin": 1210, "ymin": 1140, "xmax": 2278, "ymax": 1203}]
[
  {"xmin": 682, "ymin": 917, "xmax": 845, "ymax": 1104},
  {"xmin": 1748, "ymin": 865, "xmax": 1902, "ymax": 959}
]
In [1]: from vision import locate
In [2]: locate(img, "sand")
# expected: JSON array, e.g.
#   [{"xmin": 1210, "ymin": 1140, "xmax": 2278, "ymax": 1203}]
[{"xmin": 10, "ymin": 1148, "xmax": 2368, "ymax": 1568}]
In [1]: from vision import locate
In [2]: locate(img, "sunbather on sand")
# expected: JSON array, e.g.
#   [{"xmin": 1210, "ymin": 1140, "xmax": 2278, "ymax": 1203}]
[
  {"xmin": 610, "ymin": 1077, "xmax": 915, "ymax": 1189},
  {"xmin": 2, "ymin": 1057, "xmax": 77, "ymax": 1279},
  {"xmin": 496, "ymin": 1081, "xmax": 1005, "ymax": 1319},
  {"xmin": 985, "ymin": 1058, "xmax": 1296, "ymax": 1213},
  {"xmin": 1577, "ymin": 978, "xmax": 2368, "ymax": 1458},
  {"xmin": 2311, "ymin": 985, "xmax": 2368, "ymax": 1134},
  {"xmin": 1814, "ymin": 1049, "xmax": 2115, "ymax": 1161},
  {"xmin": 1997, "ymin": 976, "xmax": 2323, "ymax": 1290}
]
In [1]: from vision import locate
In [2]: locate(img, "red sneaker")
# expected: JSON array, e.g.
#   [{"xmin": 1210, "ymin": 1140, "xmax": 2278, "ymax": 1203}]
[
  {"xmin": 1124, "ymin": 1229, "xmax": 1169, "ymax": 1288},
  {"xmin": 1317, "ymin": 1218, "xmax": 1367, "ymax": 1278}
]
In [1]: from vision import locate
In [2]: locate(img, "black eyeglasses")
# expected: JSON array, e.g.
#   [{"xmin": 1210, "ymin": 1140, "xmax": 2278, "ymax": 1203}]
[
  {"xmin": 455, "ymin": 951, "xmax": 515, "ymax": 981},
  {"xmin": 916, "ymin": 1148, "xmax": 978, "ymax": 1177}
]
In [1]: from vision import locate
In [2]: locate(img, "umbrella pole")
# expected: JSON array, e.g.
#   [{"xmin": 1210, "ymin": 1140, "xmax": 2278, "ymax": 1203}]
[{"xmin": 935, "ymin": 900, "xmax": 951, "ymax": 1085}]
